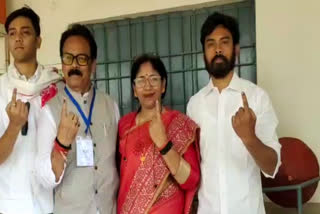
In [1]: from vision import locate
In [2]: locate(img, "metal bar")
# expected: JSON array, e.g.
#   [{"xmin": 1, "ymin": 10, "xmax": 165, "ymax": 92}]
[
  {"xmin": 116, "ymin": 23, "xmax": 123, "ymax": 115},
  {"xmin": 95, "ymin": 77, "xmax": 129, "ymax": 82},
  {"xmin": 300, "ymin": 176, "xmax": 320, "ymax": 188},
  {"xmin": 251, "ymin": 1, "xmax": 257, "ymax": 82},
  {"xmin": 263, "ymin": 176, "xmax": 320, "ymax": 192},
  {"xmin": 237, "ymin": 5, "xmax": 241, "ymax": 77},
  {"xmin": 95, "ymin": 45, "xmax": 255, "ymax": 65},
  {"xmin": 297, "ymin": 187, "xmax": 303, "ymax": 214},
  {"xmin": 190, "ymin": 14, "xmax": 195, "ymax": 95},
  {"xmin": 142, "ymin": 17, "xmax": 145, "ymax": 54},
  {"xmin": 167, "ymin": 14, "xmax": 173, "ymax": 108},
  {"xmin": 194, "ymin": 12, "xmax": 199, "ymax": 92},
  {"xmin": 181, "ymin": 14, "xmax": 186, "ymax": 112},
  {"xmin": 154, "ymin": 16, "xmax": 158, "ymax": 54},
  {"xmin": 93, "ymin": 62, "xmax": 256, "ymax": 82},
  {"xmin": 96, "ymin": 58, "xmax": 255, "ymax": 67},
  {"xmin": 90, "ymin": 25, "xmax": 98, "ymax": 88},
  {"xmin": 103, "ymin": 24, "xmax": 110, "ymax": 93},
  {"xmin": 263, "ymin": 185, "xmax": 300, "ymax": 192},
  {"xmin": 129, "ymin": 20, "xmax": 134, "ymax": 112}
]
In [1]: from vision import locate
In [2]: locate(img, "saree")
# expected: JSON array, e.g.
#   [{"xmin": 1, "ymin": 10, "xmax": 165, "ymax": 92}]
[{"xmin": 117, "ymin": 109, "xmax": 200, "ymax": 214}]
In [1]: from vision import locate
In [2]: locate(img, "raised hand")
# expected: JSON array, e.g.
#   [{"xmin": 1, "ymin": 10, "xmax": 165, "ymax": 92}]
[
  {"xmin": 57, "ymin": 98, "xmax": 80, "ymax": 147},
  {"xmin": 6, "ymin": 88, "xmax": 29, "ymax": 129},
  {"xmin": 231, "ymin": 92, "xmax": 257, "ymax": 144},
  {"xmin": 149, "ymin": 100, "xmax": 167, "ymax": 148}
]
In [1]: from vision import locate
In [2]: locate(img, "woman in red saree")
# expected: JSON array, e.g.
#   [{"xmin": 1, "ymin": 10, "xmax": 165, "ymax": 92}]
[{"xmin": 117, "ymin": 54, "xmax": 200, "ymax": 214}]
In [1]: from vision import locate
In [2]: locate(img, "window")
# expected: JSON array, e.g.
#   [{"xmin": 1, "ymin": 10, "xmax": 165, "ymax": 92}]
[{"xmin": 87, "ymin": 0, "xmax": 256, "ymax": 115}]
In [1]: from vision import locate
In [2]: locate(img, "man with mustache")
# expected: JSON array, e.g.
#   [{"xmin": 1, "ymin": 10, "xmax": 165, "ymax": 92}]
[
  {"xmin": 187, "ymin": 13, "xmax": 281, "ymax": 214},
  {"xmin": 35, "ymin": 24, "xmax": 119, "ymax": 214},
  {"xmin": 0, "ymin": 7, "xmax": 61, "ymax": 214}
]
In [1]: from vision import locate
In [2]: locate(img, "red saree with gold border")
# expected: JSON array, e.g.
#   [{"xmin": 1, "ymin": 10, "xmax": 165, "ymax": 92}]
[{"xmin": 117, "ymin": 109, "xmax": 200, "ymax": 214}]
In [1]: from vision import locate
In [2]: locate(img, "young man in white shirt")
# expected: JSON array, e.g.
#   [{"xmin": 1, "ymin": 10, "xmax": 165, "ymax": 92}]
[
  {"xmin": 0, "ymin": 7, "xmax": 61, "ymax": 214},
  {"xmin": 187, "ymin": 12, "xmax": 281, "ymax": 214}
]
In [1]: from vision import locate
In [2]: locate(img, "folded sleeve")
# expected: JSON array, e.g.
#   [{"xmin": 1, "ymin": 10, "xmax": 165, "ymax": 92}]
[{"xmin": 255, "ymin": 90, "xmax": 282, "ymax": 178}]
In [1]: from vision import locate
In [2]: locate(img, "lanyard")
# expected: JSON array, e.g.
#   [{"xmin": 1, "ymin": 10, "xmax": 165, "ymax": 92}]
[{"xmin": 64, "ymin": 87, "xmax": 96, "ymax": 134}]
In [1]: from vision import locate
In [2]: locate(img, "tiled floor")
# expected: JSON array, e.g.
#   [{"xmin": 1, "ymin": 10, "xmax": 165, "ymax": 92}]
[{"xmin": 265, "ymin": 203, "xmax": 320, "ymax": 214}]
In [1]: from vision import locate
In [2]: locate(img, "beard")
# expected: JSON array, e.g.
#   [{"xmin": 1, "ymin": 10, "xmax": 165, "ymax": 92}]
[{"xmin": 205, "ymin": 49, "xmax": 236, "ymax": 79}]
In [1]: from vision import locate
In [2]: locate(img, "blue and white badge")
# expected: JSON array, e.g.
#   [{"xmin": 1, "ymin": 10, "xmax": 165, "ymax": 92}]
[{"xmin": 76, "ymin": 136, "xmax": 94, "ymax": 167}]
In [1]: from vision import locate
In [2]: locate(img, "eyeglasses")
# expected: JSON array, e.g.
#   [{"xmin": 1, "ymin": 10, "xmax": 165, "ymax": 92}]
[
  {"xmin": 134, "ymin": 75, "xmax": 162, "ymax": 88},
  {"xmin": 62, "ymin": 53, "xmax": 91, "ymax": 66}
]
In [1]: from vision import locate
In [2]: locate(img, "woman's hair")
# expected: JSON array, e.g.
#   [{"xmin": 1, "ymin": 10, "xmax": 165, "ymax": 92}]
[{"xmin": 131, "ymin": 54, "xmax": 168, "ymax": 99}]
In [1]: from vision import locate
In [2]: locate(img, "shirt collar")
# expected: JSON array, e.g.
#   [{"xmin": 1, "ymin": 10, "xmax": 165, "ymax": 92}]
[
  {"xmin": 203, "ymin": 71, "xmax": 244, "ymax": 96},
  {"xmin": 9, "ymin": 63, "xmax": 41, "ymax": 83},
  {"xmin": 65, "ymin": 84, "xmax": 93, "ymax": 101},
  {"xmin": 227, "ymin": 72, "xmax": 243, "ymax": 92}
]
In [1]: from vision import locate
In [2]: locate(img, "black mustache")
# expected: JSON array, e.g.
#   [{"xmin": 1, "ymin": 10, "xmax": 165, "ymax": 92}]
[{"xmin": 68, "ymin": 69, "xmax": 83, "ymax": 77}]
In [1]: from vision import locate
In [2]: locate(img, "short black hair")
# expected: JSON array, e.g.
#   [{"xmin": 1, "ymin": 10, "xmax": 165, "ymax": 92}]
[
  {"xmin": 5, "ymin": 6, "xmax": 41, "ymax": 36},
  {"xmin": 60, "ymin": 24, "xmax": 97, "ymax": 60},
  {"xmin": 131, "ymin": 54, "xmax": 168, "ymax": 98},
  {"xmin": 200, "ymin": 12, "xmax": 240, "ymax": 49}
]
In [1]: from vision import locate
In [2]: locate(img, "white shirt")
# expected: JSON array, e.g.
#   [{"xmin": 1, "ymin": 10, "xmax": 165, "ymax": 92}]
[
  {"xmin": 0, "ymin": 64, "xmax": 56, "ymax": 214},
  {"xmin": 187, "ymin": 72, "xmax": 281, "ymax": 214}
]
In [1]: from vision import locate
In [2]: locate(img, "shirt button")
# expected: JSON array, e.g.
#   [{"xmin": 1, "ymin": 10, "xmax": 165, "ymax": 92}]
[
  {"xmin": 84, "ymin": 100, "xmax": 87, "ymax": 104},
  {"xmin": 94, "ymin": 166, "xmax": 98, "ymax": 170},
  {"xmin": 95, "ymin": 190, "xmax": 98, "ymax": 194},
  {"xmin": 123, "ymin": 157, "xmax": 127, "ymax": 161},
  {"xmin": 94, "ymin": 143, "xmax": 96, "ymax": 147}
]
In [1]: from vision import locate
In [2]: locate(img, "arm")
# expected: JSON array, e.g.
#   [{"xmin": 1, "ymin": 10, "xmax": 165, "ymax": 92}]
[
  {"xmin": 161, "ymin": 142, "xmax": 200, "ymax": 190},
  {"xmin": 149, "ymin": 101, "xmax": 200, "ymax": 186},
  {"xmin": 35, "ymin": 99, "xmax": 80, "ymax": 188},
  {"xmin": 241, "ymin": 135, "xmax": 278, "ymax": 176},
  {"xmin": 0, "ymin": 123, "xmax": 22, "ymax": 164},
  {"xmin": 0, "ymin": 89, "xmax": 29, "ymax": 164},
  {"xmin": 160, "ymin": 144, "xmax": 190, "ymax": 184},
  {"xmin": 51, "ymin": 99, "xmax": 80, "ymax": 181},
  {"xmin": 35, "ymin": 105, "xmax": 63, "ymax": 188},
  {"xmin": 253, "ymin": 91, "xmax": 281, "ymax": 178},
  {"xmin": 51, "ymin": 144, "xmax": 67, "ymax": 182},
  {"xmin": 232, "ymin": 92, "xmax": 280, "ymax": 177}
]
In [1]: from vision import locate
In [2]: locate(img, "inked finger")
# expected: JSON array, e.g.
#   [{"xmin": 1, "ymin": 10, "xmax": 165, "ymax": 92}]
[
  {"xmin": 241, "ymin": 92, "xmax": 249, "ymax": 109},
  {"xmin": 61, "ymin": 98, "xmax": 68, "ymax": 117},
  {"xmin": 11, "ymin": 88, "xmax": 17, "ymax": 103}
]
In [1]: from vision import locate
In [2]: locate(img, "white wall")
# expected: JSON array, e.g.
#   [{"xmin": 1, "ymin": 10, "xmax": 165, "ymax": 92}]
[
  {"xmin": 256, "ymin": 0, "xmax": 320, "ymax": 202},
  {"xmin": 5, "ymin": 0, "xmax": 320, "ymax": 203}
]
